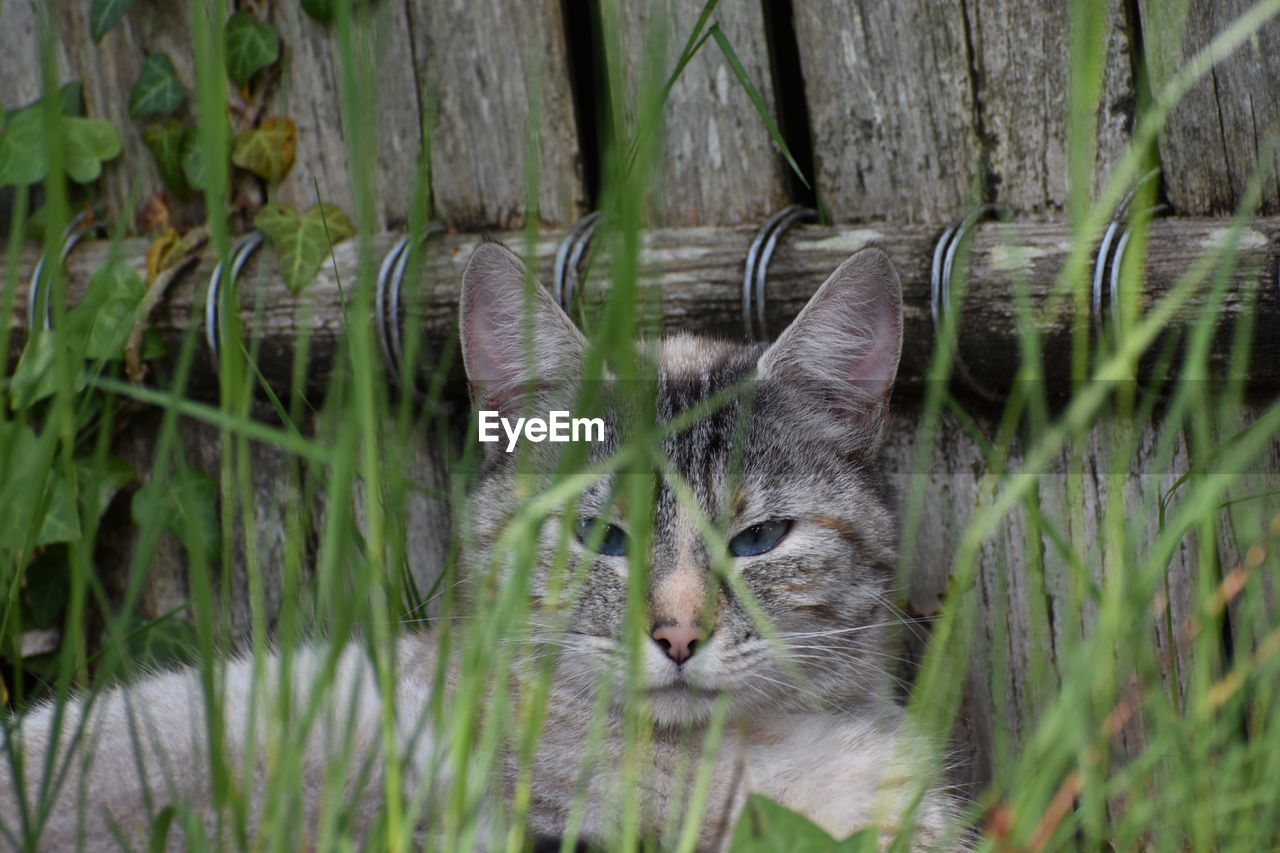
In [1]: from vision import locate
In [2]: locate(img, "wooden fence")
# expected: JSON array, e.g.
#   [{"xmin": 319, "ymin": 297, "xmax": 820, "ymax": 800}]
[{"xmin": 3, "ymin": 0, "xmax": 1280, "ymax": 795}]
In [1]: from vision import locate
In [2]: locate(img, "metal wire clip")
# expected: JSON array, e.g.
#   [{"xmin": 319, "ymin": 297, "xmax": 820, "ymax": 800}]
[
  {"xmin": 743, "ymin": 205, "xmax": 817, "ymax": 342},
  {"xmin": 27, "ymin": 210, "xmax": 108, "ymax": 331},
  {"xmin": 204, "ymin": 231, "xmax": 266, "ymax": 370},
  {"xmin": 376, "ymin": 220, "xmax": 446, "ymax": 384},
  {"xmin": 553, "ymin": 211, "xmax": 602, "ymax": 314}
]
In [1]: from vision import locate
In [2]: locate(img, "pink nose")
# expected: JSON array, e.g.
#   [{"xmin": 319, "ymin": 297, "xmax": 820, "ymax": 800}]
[{"xmin": 651, "ymin": 624, "xmax": 705, "ymax": 665}]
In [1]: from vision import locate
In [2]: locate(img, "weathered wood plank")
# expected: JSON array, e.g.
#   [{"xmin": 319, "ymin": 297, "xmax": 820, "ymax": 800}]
[
  {"xmin": 1216, "ymin": 401, "xmax": 1280, "ymax": 655},
  {"xmin": 609, "ymin": 0, "xmax": 789, "ymax": 225},
  {"xmin": 107, "ymin": 406, "xmax": 303, "ymax": 645},
  {"xmin": 792, "ymin": 0, "xmax": 982, "ymax": 223},
  {"xmin": 6, "ymin": 219, "xmax": 1279, "ymax": 394},
  {"xmin": 0, "ymin": 1, "xmax": 74, "ymax": 108},
  {"xmin": 266, "ymin": 3, "xmax": 426, "ymax": 229},
  {"xmin": 965, "ymin": 0, "xmax": 1135, "ymax": 218},
  {"xmin": 406, "ymin": 0, "xmax": 584, "ymax": 229},
  {"xmin": 1140, "ymin": 0, "xmax": 1280, "ymax": 215},
  {"xmin": 882, "ymin": 404, "xmax": 1235, "ymax": 793}
]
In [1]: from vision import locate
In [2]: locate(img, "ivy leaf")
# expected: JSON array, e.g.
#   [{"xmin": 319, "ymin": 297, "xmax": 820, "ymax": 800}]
[
  {"xmin": 35, "ymin": 476, "xmax": 81, "ymax": 546},
  {"xmin": 173, "ymin": 466, "xmax": 219, "ymax": 560},
  {"xmin": 254, "ymin": 202, "xmax": 355, "ymax": 292},
  {"xmin": 224, "ymin": 12, "xmax": 279, "ymax": 87},
  {"xmin": 300, "ymin": 0, "xmax": 366, "ymax": 22},
  {"xmin": 124, "ymin": 615, "xmax": 197, "ymax": 671},
  {"xmin": 76, "ymin": 455, "xmax": 136, "ymax": 525},
  {"xmin": 22, "ymin": 550, "xmax": 70, "ymax": 627},
  {"xmin": 90, "ymin": 0, "xmax": 140, "ymax": 41},
  {"xmin": 0, "ymin": 423, "xmax": 82, "ymax": 548},
  {"xmin": 300, "ymin": 0, "xmax": 337, "ymax": 21},
  {"xmin": 180, "ymin": 126, "xmax": 207, "ymax": 191},
  {"xmin": 0, "ymin": 108, "xmax": 47, "ymax": 186},
  {"xmin": 143, "ymin": 118, "xmax": 188, "ymax": 192},
  {"xmin": 128, "ymin": 53, "xmax": 185, "ymax": 120},
  {"xmin": 146, "ymin": 227, "xmax": 181, "ymax": 283},
  {"xmin": 62, "ymin": 117, "xmax": 123, "ymax": 183},
  {"xmin": 231, "ymin": 116, "xmax": 297, "ymax": 183},
  {"xmin": 131, "ymin": 465, "xmax": 219, "ymax": 559},
  {"xmin": 66, "ymin": 260, "xmax": 147, "ymax": 360},
  {"xmin": 59, "ymin": 82, "xmax": 84, "ymax": 116},
  {"xmin": 728, "ymin": 795, "xmax": 877, "ymax": 852},
  {"xmin": 8, "ymin": 333, "xmax": 66, "ymax": 409},
  {"xmin": 0, "ymin": 111, "xmax": 121, "ymax": 186},
  {"xmin": 1, "ymin": 91, "xmax": 120, "ymax": 185}
]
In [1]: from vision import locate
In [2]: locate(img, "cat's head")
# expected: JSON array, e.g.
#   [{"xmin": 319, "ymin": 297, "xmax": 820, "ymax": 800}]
[{"xmin": 458, "ymin": 240, "xmax": 903, "ymax": 728}]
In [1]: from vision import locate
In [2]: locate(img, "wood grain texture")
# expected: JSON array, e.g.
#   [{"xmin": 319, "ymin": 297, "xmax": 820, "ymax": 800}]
[
  {"xmin": 965, "ymin": 0, "xmax": 1135, "ymax": 218},
  {"xmin": 406, "ymin": 0, "xmax": 584, "ymax": 229},
  {"xmin": 1215, "ymin": 401, "xmax": 1280, "ymax": 655},
  {"xmin": 267, "ymin": 2, "xmax": 427, "ymax": 228},
  {"xmin": 0, "ymin": 1, "xmax": 74, "ymax": 108},
  {"xmin": 882, "ymin": 407, "xmax": 1222, "ymax": 793},
  {"xmin": 105, "ymin": 406, "xmax": 303, "ymax": 645},
  {"xmin": 1140, "ymin": 0, "xmax": 1280, "ymax": 215},
  {"xmin": 7, "ymin": 219, "xmax": 1279, "ymax": 393},
  {"xmin": 792, "ymin": 0, "xmax": 982, "ymax": 223},
  {"xmin": 609, "ymin": 0, "xmax": 789, "ymax": 225}
]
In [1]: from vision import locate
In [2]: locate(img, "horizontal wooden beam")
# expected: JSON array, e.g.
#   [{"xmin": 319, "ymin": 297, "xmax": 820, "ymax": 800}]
[{"xmin": 4, "ymin": 218, "xmax": 1279, "ymax": 400}]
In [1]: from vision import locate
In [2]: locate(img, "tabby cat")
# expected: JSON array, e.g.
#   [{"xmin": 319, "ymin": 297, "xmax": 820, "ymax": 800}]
[{"xmin": 1, "ymin": 243, "xmax": 964, "ymax": 850}]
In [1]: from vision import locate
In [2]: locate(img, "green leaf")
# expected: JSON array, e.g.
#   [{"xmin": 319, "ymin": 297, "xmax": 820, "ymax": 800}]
[
  {"xmin": 90, "ymin": 0, "xmax": 140, "ymax": 41},
  {"xmin": 124, "ymin": 614, "xmax": 197, "ymax": 671},
  {"xmin": 59, "ymin": 82, "xmax": 84, "ymax": 117},
  {"xmin": 131, "ymin": 465, "xmax": 219, "ymax": 559},
  {"xmin": 128, "ymin": 53, "xmax": 185, "ymax": 120},
  {"xmin": 254, "ymin": 202, "xmax": 355, "ymax": 292},
  {"xmin": 143, "ymin": 118, "xmax": 188, "ymax": 192},
  {"xmin": 36, "ymin": 476, "xmax": 81, "ymax": 546},
  {"xmin": 300, "ymin": 0, "xmax": 367, "ymax": 22},
  {"xmin": 76, "ymin": 455, "xmax": 136, "ymax": 525},
  {"xmin": 141, "ymin": 328, "xmax": 167, "ymax": 359},
  {"xmin": 231, "ymin": 116, "xmax": 297, "ymax": 182},
  {"xmin": 22, "ymin": 550, "xmax": 70, "ymax": 627},
  {"xmin": 728, "ymin": 796, "xmax": 876, "ymax": 852},
  {"xmin": 63, "ymin": 117, "xmax": 123, "ymax": 184},
  {"xmin": 0, "ymin": 108, "xmax": 48, "ymax": 186},
  {"xmin": 8, "ymin": 332, "xmax": 69, "ymax": 409},
  {"xmin": 69, "ymin": 261, "xmax": 147, "ymax": 360},
  {"xmin": 180, "ymin": 126, "xmax": 207, "ymax": 191},
  {"xmin": 0, "ymin": 111, "xmax": 120, "ymax": 186},
  {"xmin": 301, "ymin": 0, "xmax": 337, "ymax": 21},
  {"xmin": 224, "ymin": 12, "xmax": 280, "ymax": 87},
  {"xmin": 0, "ymin": 422, "xmax": 82, "ymax": 548},
  {"xmin": 173, "ymin": 467, "xmax": 219, "ymax": 559},
  {"xmin": 709, "ymin": 25, "xmax": 810, "ymax": 190}
]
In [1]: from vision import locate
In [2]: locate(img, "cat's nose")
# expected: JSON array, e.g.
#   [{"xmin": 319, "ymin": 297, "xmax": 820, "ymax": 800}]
[{"xmin": 650, "ymin": 624, "xmax": 705, "ymax": 666}]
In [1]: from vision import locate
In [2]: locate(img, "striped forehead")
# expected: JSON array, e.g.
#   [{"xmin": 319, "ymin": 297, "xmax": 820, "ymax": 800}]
[{"xmin": 658, "ymin": 334, "xmax": 747, "ymax": 379}]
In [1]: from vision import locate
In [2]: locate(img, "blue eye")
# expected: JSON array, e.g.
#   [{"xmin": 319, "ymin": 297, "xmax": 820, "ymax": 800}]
[
  {"xmin": 728, "ymin": 520, "xmax": 791, "ymax": 557},
  {"xmin": 574, "ymin": 517, "xmax": 629, "ymax": 557}
]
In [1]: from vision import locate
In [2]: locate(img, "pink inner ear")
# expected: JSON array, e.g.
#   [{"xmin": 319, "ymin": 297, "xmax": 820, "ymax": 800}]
[
  {"xmin": 459, "ymin": 241, "xmax": 588, "ymax": 412},
  {"xmin": 856, "ymin": 294, "xmax": 903, "ymax": 384},
  {"xmin": 756, "ymin": 249, "xmax": 903, "ymax": 434},
  {"xmin": 464, "ymin": 298, "xmax": 521, "ymax": 385}
]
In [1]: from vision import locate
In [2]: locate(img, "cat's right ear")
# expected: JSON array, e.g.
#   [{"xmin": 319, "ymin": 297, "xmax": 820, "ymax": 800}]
[{"xmin": 460, "ymin": 241, "xmax": 587, "ymax": 413}]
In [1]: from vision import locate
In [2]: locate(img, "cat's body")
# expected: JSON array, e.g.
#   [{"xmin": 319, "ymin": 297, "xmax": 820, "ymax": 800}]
[{"xmin": 2, "ymin": 244, "xmax": 966, "ymax": 850}]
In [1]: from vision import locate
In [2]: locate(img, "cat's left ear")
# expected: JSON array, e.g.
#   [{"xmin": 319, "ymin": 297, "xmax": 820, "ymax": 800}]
[
  {"xmin": 756, "ymin": 247, "xmax": 902, "ymax": 446},
  {"xmin": 460, "ymin": 240, "xmax": 588, "ymax": 413}
]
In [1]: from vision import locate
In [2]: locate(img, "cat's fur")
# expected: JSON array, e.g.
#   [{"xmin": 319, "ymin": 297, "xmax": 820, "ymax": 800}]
[{"xmin": 1, "ymin": 243, "xmax": 965, "ymax": 850}]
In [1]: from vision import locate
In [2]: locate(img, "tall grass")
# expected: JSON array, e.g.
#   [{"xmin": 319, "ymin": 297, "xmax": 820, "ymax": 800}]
[{"xmin": 2, "ymin": 0, "xmax": 1280, "ymax": 850}]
